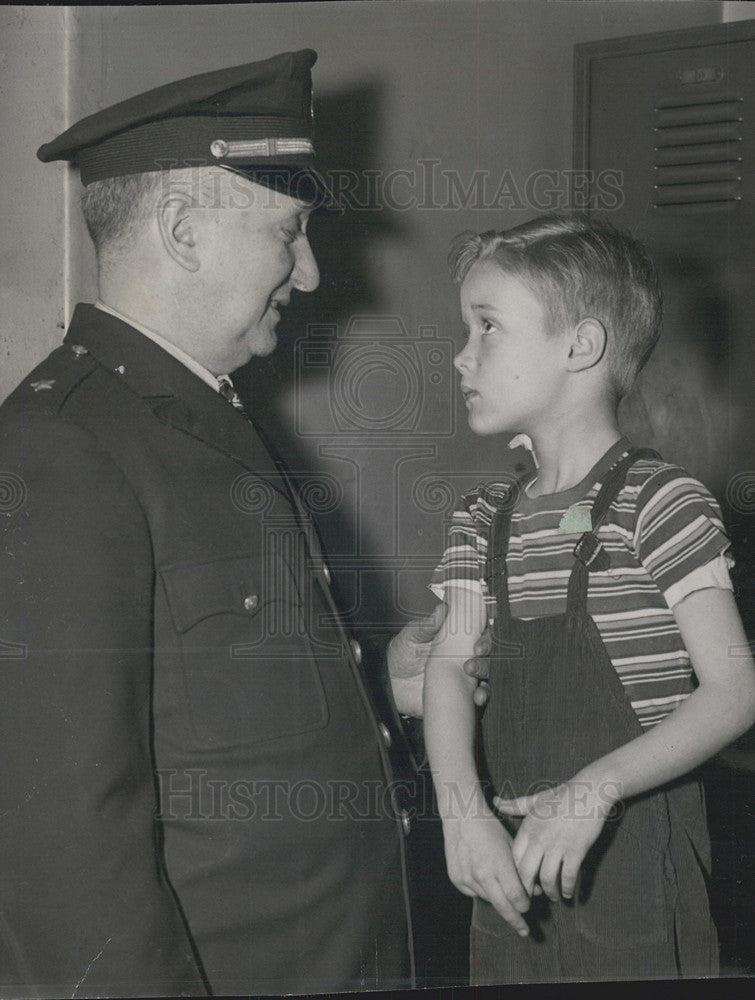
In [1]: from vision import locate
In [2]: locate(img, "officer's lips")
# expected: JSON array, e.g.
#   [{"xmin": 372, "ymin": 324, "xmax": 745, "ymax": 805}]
[
  {"xmin": 268, "ymin": 297, "xmax": 289, "ymax": 320},
  {"xmin": 461, "ymin": 384, "xmax": 479, "ymax": 404}
]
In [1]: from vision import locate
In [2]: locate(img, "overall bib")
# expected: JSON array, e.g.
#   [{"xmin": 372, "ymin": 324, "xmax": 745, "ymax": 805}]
[{"xmin": 471, "ymin": 449, "xmax": 719, "ymax": 982}]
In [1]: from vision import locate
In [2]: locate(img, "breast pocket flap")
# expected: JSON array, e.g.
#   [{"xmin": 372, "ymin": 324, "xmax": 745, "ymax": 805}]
[{"xmin": 161, "ymin": 551, "xmax": 301, "ymax": 634}]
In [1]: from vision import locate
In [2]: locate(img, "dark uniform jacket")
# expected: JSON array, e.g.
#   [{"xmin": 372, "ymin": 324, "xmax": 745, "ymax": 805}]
[{"xmin": 0, "ymin": 305, "xmax": 413, "ymax": 996}]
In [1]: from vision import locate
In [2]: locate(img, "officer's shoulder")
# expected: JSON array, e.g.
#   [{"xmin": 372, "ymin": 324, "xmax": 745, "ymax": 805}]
[{"xmin": 1, "ymin": 342, "xmax": 99, "ymax": 420}]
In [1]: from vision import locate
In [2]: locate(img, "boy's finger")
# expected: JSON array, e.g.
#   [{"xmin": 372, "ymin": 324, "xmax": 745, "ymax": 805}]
[
  {"xmin": 561, "ymin": 858, "xmax": 581, "ymax": 900},
  {"xmin": 511, "ymin": 834, "xmax": 526, "ymax": 870},
  {"xmin": 462, "ymin": 655, "xmax": 489, "ymax": 681},
  {"xmin": 408, "ymin": 601, "xmax": 448, "ymax": 643},
  {"xmin": 473, "ymin": 627, "xmax": 493, "ymax": 658},
  {"xmin": 493, "ymin": 849, "xmax": 531, "ymax": 913},
  {"xmin": 538, "ymin": 853, "xmax": 562, "ymax": 902},
  {"xmin": 512, "ymin": 845, "xmax": 541, "ymax": 900},
  {"xmin": 487, "ymin": 878, "xmax": 530, "ymax": 937},
  {"xmin": 493, "ymin": 795, "xmax": 532, "ymax": 816},
  {"xmin": 472, "ymin": 681, "xmax": 490, "ymax": 708}
]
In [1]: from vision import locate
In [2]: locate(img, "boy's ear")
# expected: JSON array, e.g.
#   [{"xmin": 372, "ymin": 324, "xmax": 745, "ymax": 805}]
[
  {"xmin": 157, "ymin": 192, "xmax": 200, "ymax": 273},
  {"xmin": 566, "ymin": 318, "xmax": 607, "ymax": 373}
]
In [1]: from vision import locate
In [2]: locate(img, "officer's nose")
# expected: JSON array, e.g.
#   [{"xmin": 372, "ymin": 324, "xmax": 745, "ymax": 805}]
[{"xmin": 292, "ymin": 236, "xmax": 320, "ymax": 293}]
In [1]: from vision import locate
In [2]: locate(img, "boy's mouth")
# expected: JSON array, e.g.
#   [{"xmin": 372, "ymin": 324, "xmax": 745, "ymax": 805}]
[{"xmin": 461, "ymin": 385, "xmax": 479, "ymax": 403}]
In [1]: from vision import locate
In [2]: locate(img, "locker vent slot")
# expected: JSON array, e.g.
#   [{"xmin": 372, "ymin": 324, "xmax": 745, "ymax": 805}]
[{"xmin": 653, "ymin": 95, "xmax": 742, "ymax": 207}]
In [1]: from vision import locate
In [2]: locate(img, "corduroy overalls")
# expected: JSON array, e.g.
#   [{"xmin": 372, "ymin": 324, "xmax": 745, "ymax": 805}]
[{"xmin": 471, "ymin": 449, "xmax": 719, "ymax": 982}]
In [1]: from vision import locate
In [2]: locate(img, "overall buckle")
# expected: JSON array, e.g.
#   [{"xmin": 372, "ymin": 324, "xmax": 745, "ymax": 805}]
[{"xmin": 573, "ymin": 531, "xmax": 610, "ymax": 571}]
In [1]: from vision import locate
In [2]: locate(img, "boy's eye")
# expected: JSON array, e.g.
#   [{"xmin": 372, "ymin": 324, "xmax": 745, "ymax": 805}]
[{"xmin": 480, "ymin": 319, "xmax": 495, "ymax": 334}]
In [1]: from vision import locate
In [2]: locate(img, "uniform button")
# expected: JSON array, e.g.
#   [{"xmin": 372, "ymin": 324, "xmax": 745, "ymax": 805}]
[
  {"xmin": 323, "ymin": 564, "xmax": 331, "ymax": 585},
  {"xmin": 70, "ymin": 344, "xmax": 88, "ymax": 356},
  {"xmin": 399, "ymin": 809, "xmax": 411, "ymax": 835},
  {"xmin": 243, "ymin": 594, "xmax": 259, "ymax": 612},
  {"xmin": 350, "ymin": 638, "xmax": 362, "ymax": 665},
  {"xmin": 378, "ymin": 722, "xmax": 392, "ymax": 748}
]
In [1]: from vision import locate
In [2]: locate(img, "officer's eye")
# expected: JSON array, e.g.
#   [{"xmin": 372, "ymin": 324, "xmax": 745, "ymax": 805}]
[{"xmin": 480, "ymin": 319, "xmax": 495, "ymax": 335}]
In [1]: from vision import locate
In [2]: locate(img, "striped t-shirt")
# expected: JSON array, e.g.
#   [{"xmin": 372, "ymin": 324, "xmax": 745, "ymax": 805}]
[{"xmin": 430, "ymin": 437, "xmax": 734, "ymax": 729}]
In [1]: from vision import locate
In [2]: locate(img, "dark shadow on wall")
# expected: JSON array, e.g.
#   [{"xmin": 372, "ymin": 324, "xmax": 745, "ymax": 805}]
[
  {"xmin": 621, "ymin": 247, "xmax": 755, "ymax": 975},
  {"xmin": 236, "ymin": 82, "xmax": 402, "ymax": 610},
  {"xmin": 234, "ymin": 82, "xmax": 472, "ymax": 987}
]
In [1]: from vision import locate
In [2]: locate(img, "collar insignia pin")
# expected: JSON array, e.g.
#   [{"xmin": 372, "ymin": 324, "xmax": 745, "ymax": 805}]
[{"xmin": 30, "ymin": 379, "xmax": 55, "ymax": 392}]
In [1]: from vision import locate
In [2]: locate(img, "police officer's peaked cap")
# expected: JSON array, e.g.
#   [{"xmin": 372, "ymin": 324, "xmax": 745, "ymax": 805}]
[{"xmin": 37, "ymin": 49, "xmax": 340, "ymax": 211}]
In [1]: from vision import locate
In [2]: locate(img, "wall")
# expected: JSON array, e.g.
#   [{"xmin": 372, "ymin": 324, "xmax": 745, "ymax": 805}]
[
  {"xmin": 2, "ymin": 0, "xmax": 730, "ymax": 629},
  {"xmin": 0, "ymin": 7, "xmax": 71, "ymax": 393}
]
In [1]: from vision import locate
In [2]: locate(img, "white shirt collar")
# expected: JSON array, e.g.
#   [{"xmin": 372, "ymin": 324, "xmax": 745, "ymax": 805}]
[{"xmin": 94, "ymin": 300, "xmax": 229, "ymax": 393}]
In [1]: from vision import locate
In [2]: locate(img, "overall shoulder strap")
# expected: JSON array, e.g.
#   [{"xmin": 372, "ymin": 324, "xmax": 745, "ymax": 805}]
[
  {"xmin": 566, "ymin": 446, "xmax": 661, "ymax": 614},
  {"xmin": 485, "ymin": 476, "xmax": 529, "ymax": 629}
]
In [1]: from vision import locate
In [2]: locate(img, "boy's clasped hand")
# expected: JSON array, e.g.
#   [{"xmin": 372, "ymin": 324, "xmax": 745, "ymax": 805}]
[
  {"xmin": 443, "ymin": 777, "xmax": 619, "ymax": 934},
  {"xmin": 494, "ymin": 778, "xmax": 619, "ymax": 902},
  {"xmin": 441, "ymin": 792, "xmax": 532, "ymax": 937}
]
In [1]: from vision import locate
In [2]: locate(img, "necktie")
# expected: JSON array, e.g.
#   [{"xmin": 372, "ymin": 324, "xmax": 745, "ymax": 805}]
[
  {"xmin": 217, "ymin": 375, "xmax": 248, "ymax": 415},
  {"xmin": 216, "ymin": 375, "xmax": 308, "ymax": 534}
]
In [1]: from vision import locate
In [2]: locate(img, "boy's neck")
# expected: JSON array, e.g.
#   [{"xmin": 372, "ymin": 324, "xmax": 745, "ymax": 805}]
[{"xmin": 526, "ymin": 415, "xmax": 623, "ymax": 499}]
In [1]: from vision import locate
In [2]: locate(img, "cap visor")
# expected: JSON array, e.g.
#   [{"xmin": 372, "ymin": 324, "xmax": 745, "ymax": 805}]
[{"xmin": 220, "ymin": 164, "xmax": 342, "ymax": 214}]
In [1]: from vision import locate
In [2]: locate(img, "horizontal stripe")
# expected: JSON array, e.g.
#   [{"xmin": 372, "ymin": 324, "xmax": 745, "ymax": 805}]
[{"xmin": 430, "ymin": 452, "xmax": 733, "ymax": 729}]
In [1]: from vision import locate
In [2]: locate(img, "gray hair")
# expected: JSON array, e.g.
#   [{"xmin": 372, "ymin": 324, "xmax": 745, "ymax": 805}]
[{"xmin": 80, "ymin": 171, "xmax": 166, "ymax": 260}]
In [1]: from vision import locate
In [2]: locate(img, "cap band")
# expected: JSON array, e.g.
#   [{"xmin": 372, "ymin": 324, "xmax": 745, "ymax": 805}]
[
  {"xmin": 77, "ymin": 114, "xmax": 314, "ymax": 184},
  {"xmin": 211, "ymin": 137, "xmax": 315, "ymax": 160}
]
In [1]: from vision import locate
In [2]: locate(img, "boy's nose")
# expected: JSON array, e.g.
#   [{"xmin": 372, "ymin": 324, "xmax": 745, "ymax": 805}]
[{"xmin": 453, "ymin": 344, "xmax": 474, "ymax": 374}]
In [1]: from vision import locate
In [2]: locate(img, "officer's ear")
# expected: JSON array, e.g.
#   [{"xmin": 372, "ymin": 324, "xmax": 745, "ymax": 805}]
[{"xmin": 157, "ymin": 191, "xmax": 199, "ymax": 273}]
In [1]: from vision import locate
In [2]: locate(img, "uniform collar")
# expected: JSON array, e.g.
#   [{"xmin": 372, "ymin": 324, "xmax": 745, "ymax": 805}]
[
  {"xmin": 65, "ymin": 303, "xmax": 228, "ymax": 400},
  {"xmin": 63, "ymin": 302, "xmax": 283, "ymax": 484},
  {"xmin": 94, "ymin": 299, "xmax": 223, "ymax": 393}
]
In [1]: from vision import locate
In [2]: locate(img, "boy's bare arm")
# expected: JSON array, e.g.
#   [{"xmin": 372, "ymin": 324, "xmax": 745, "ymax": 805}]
[
  {"xmin": 497, "ymin": 587, "xmax": 755, "ymax": 901},
  {"xmin": 423, "ymin": 585, "xmax": 531, "ymax": 935}
]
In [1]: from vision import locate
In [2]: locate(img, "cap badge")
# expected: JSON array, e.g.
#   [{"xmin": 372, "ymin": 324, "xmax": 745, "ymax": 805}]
[{"xmin": 210, "ymin": 137, "xmax": 315, "ymax": 160}]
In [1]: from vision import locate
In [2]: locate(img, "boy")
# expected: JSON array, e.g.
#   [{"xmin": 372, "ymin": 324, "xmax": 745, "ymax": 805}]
[{"xmin": 423, "ymin": 213, "xmax": 755, "ymax": 982}]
